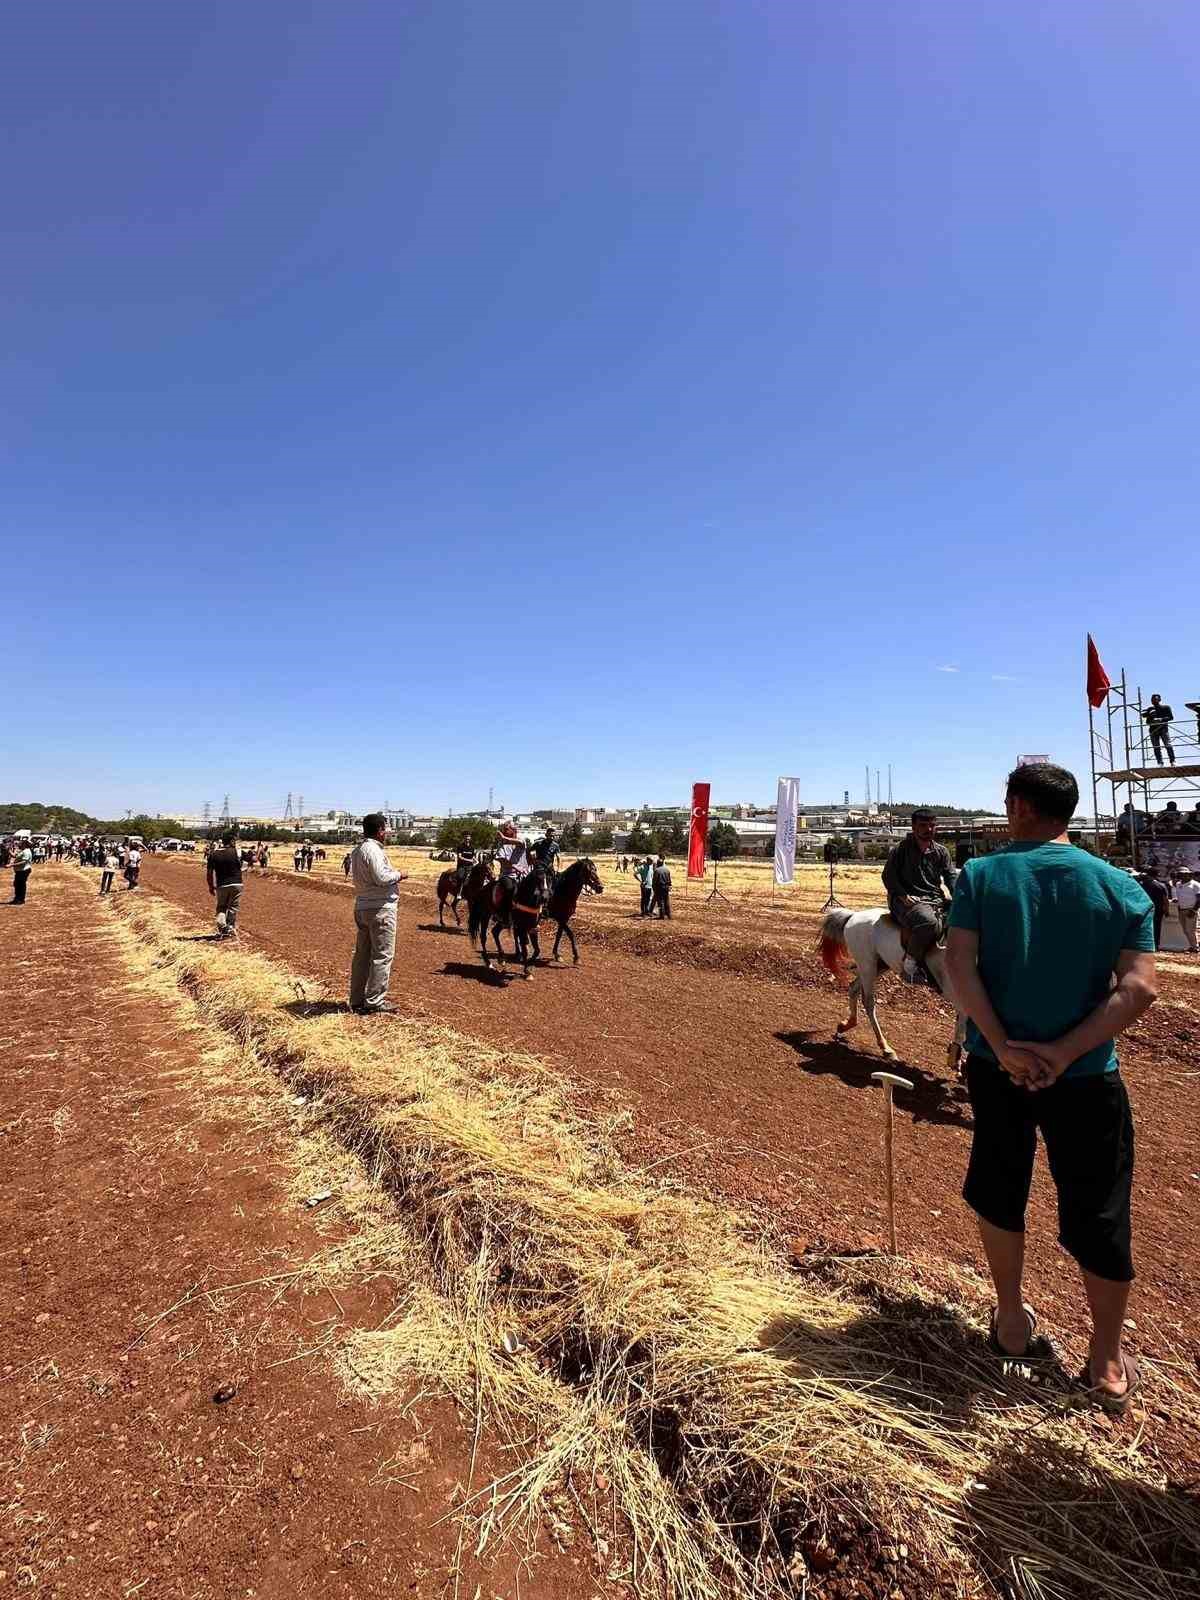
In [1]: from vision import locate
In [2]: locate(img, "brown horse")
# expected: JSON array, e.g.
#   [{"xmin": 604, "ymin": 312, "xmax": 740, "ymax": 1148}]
[
  {"xmin": 441, "ymin": 857, "xmax": 492, "ymax": 927},
  {"xmin": 546, "ymin": 858, "xmax": 604, "ymax": 963}
]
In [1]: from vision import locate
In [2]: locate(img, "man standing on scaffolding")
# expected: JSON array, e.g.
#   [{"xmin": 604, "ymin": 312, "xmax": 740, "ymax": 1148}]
[{"xmin": 1142, "ymin": 693, "xmax": 1176, "ymax": 766}]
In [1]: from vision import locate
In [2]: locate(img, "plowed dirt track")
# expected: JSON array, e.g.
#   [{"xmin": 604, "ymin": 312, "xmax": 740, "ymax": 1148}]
[{"xmin": 140, "ymin": 854, "xmax": 1200, "ymax": 1432}]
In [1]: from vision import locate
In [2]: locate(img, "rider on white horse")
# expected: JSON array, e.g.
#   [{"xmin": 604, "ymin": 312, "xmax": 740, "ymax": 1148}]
[{"xmin": 882, "ymin": 810, "xmax": 958, "ymax": 985}]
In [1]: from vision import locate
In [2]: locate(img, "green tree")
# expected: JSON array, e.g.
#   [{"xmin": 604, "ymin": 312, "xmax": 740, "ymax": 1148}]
[
  {"xmin": 707, "ymin": 821, "xmax": 741, "ymax": 860},
  {"xmin": 588, "ymin": 825, "xmax": 615, "ymax": 852},
  {"xmin": 436, "ymin": 817, "xmax": 499, "ymax": 853},
  {"xmin": 561, "ymin": 818, "xmax": 584, "ymax": 850},
  {"xmin": 626, "ymin": 822, "xmax": 651, "ymax": 855}
]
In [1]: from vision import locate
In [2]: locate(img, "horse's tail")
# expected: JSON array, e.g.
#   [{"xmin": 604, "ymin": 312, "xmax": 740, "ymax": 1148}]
[{"xmin": 818, "ymin": 909, "xmax": 855, "ymax": 985}]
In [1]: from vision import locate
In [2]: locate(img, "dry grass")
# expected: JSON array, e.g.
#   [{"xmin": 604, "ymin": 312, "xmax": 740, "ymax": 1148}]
[{"xmin": 108, "ymin": 887, "xmax": 1200, "ymax": 1600}]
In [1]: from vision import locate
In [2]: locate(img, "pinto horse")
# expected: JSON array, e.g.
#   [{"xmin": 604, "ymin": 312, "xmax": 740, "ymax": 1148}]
[
  {"xmin": 471, "ymin": 863, "xmax": 552, "ymax": 980},
  {"xmin": 442, "ymin": 858, "xmax": 492, "ymax": 928},
  {"xmin": 545, "ymin": 858, "xmax": 604, "ymax": 963},
  {"xmin": 818, "ymin": 907, "xmax": 966, "ymax": 1076}
]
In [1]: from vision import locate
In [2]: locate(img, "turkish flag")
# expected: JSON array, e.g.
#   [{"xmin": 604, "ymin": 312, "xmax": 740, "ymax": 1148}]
[
  {"xmin": 687, "ymin": 783, "xmax": 710, "ymax": 879},
  {"xmin": 1086, "ymin": 634, "xmax": 1111, "ymax": 708}
]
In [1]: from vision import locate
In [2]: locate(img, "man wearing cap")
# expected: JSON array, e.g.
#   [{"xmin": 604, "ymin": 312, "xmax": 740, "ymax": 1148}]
[
  {"xmin": 1174, "ymin": 868, "xmax": 1200, "ymax": 954},
  {"xmin": 882, "ymin": 809, "xmax": 958, "ymax": 983},
  {"xmin": 494, "ymin": 821, "xmax": 530, "ymax": 902}
]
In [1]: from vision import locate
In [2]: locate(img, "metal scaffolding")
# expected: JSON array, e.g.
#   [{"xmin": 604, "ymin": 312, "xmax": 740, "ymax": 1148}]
[{"xmin": 1090, "ymin": 670, "xmax": 1200, "ymax": 867}]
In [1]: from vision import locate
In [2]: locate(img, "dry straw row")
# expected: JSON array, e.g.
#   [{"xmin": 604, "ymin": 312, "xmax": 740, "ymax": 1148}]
[{"xmin": 111, "ymin": 891, "xmax": 1200, "ymax": 1600}]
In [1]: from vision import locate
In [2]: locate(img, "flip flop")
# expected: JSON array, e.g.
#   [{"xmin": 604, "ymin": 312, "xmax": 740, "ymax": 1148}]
[
  {"xmin": 987, "ymin": 1303, "xmax": 1049, "ymax": 1361},
  {"xmin": 1074, "ymin": 1352, "xmax": 1140, "ymax": 1417}
]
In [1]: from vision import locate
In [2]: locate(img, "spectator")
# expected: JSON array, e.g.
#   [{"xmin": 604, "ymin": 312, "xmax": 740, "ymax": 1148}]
[
  {"xmin": 124, "ymin": 845, "xmax": 142, "ymax": 891},
  {"xmin": 651, "ymin": 856, "xmax": 672, "ymax": 919},
  {"xmin": 1154, "ymin": 801, "xmax": 1183, "ymax": 834},
  {"xmin": 1142, "ymin": 693, "xmax": 1175, "ymax": 766},
  {"xmin": 1174, "ymin": 868, "xmax": 1200, "ymax": 954},
  {"xmin": 882, "ymin": 810, "xmax": 957, "ymax": 983},
  {"xmin": 342, "ymin": 850, "xmax": 353, "ymax": 877},
  {"xmin": 293, "ymin": 845, "xmax": 304, "ymax": 872},
  {"xmin": 206, "ymin": 831, "xmax": 243, "ymax": 940},
  {"xmin": 349, "ymin": 814, "xmax": 406, "ymax": 1014},
  {"xmin": 635, "ymin": 856, "xmax": 654, "ymax": 916},
  {"xmin": 99, "ymin": 848, "xmax": 118, "ymax": 896},
  {"xmin": 1138, "ymin": 867, "xmax": 1169, "ymax": 950},
  {"xmin": 946, "ymin": 763, "xmax": 1156, "ymax": 1414},
  {"xmin": 11, "ymin": 840, "xmax": 33, "ymax": 905}
]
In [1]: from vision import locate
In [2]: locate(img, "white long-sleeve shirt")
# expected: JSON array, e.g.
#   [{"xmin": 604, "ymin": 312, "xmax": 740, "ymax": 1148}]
[{"xmin": 350, "ymin": 837, "xmax": 402, "ymax": 909}]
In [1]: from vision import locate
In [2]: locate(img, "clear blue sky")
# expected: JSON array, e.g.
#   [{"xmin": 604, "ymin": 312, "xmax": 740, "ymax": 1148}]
[{"xmin": 6, "ymin": 2, "xmax": 1198, "ymax": 818}]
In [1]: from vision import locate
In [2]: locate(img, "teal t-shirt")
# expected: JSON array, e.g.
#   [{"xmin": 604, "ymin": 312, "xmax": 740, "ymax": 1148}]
[{"xmin": 947, "ymin": 842, "xmax": 1154, "ymax": 1078}]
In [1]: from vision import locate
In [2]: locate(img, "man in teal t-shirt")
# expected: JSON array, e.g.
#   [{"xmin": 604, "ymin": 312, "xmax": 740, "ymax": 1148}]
[{"xmin": 945, "ymin": 763, "xmax": 1156, "ymax": 1415}]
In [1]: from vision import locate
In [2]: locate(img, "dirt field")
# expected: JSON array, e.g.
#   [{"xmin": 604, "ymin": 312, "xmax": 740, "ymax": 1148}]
[
  {"xmin": 0, "ymin": 868, "xmax": 603, "ymax": 1599},
  {"xmin": 142, "ymin": 855, "xmax": 1200, "ymax": 1444},
  {"xmin": 8, "ymin": 859, "xmax": 1200, "ymax": 1597}
]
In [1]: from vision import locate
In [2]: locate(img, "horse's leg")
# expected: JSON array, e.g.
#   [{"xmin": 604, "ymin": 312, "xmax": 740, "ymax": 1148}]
[
  {"xmin": 566, "ymin": 921, "xmax": 579, "ymax": 964},
  {"xmin": 836, "ymin": 975, "xmax": 861, "ymax": 1035},
  {"xmin": 947, "ymin": 1010, "xmax": 967, "ymax": 1079},
  {"xmin": 860, "ymin": 969, "xmax": 897, "ymax": 1060},
  {"xmin": 552, "ymin": 920, "xmax": 563, "ymax": 961},
  {"xmin": 452, "ymin": 892, "xmax": 462, "ymax": 927},
  {"xmin": 438, "ymin": 890, "xmax": 445, "ymax": 929}
]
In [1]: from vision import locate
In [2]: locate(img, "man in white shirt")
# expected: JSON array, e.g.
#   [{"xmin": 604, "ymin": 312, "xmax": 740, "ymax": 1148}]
[
  {"xmin": 1174, "ymin": 869, "xmax": 1200, "ymax": 953},
  {"xmin": 349, "ymin": 813, "xmax": 408, "ymax": 1014}
]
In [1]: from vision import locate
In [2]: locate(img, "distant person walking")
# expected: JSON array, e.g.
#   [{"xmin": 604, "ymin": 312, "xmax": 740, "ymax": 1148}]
[
  {"xmin": 99, "ymin": 849, "xmax": 118, "ymax": 896},
  {"xmin": 349, "ymin": 813, "xmax": 407, "ymax": 1015},
  {"xmin": 946, "ymin": 763, "xmax": 1156, "ymax": 1414},
  {"xmin": 1142, "ymin": 694, "xmax": 1175, "ymax": 766},
  {"xmin": 342, "ymin": 850, "xmax": 353, "ymax": 877},
  {"xmin": 206, "ymin": 832, "xmax": 243, "ymax": 940},
  {"xmin": 11, "ymin": 842, "xmax": 33, "ymax": 905},
  {"xmin": 651, "ymin": 856, "xmax": 672, "ymax": 919},
  {"xmin": 1138, "ymin": 868, "xmax": 1169, "ymax": 950},
  {"xmin": 124, "ymin": 845, "xmax": 142, "ymax": 890},
  {"xmin": 1174, "ymin": 868, "xmax": 1200, "ymax": 953}
]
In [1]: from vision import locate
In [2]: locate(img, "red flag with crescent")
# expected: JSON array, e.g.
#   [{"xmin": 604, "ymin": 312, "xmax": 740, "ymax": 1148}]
[
  {"xmin": 1086, "ymin": 634, "xmax": 1111, "ymax": 709},
  {"xmin": 688, "ymin": 783, "xmax": 710, "ymax": 879}
]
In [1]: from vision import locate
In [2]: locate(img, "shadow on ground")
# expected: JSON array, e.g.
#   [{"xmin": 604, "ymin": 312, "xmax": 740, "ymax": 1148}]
[{"xmin": 776, "ymin": 1029, "xmax": 972, "ymax": 1129}]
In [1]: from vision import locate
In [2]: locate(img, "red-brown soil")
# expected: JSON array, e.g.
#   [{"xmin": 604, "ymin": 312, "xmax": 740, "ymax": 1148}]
[
  {"xmin": 137, "ymin": 857, "xmax": 1200, "ymax": 1480},
  {"xmin": 0, "ymin": 870, "xmax": 606, "ymax": 1599}
]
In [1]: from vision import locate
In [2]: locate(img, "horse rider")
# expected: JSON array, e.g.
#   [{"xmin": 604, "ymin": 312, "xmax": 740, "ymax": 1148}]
[
  {"xmin": 882, "ymin": 809, "xmax": 957, "ymax": 984},
  {"xmin": 529, "ymin": 824, "xmax": 561, "ymax": 887},
  {"xmin": 455, "ymin": 833, "xmax": 476, "ymax": 893},
  {"xmin": 494, "ymin": 820, "xmax": 530, "ymax": 907}
]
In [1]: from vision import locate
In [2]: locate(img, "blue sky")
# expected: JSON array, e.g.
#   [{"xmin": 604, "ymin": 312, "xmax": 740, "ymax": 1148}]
[{"xmin": 5, "ymin": 1, "xmax": 1198, "ymax": 818}]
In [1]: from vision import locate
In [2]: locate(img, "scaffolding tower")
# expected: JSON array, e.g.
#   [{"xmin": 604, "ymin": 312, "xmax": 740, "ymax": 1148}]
[{"xmin": 1089, "ymin": 671, "xmax": 1200, "ymax": 868}]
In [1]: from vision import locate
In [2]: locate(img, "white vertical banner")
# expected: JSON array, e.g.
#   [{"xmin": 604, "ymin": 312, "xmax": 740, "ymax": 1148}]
[{"xmin": 774, "ymin": 776, "xmax": 799, "ymax": 885}]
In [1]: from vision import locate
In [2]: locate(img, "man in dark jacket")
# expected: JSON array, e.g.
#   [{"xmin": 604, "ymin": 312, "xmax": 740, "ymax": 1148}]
[
  {"xmin": 882, "ymin": 810, "xmax": 957, "ymax": 982},
  {"xmin": 1137, "ymin": 869, "xmax": 1169, "ymax": 950},
  {"xmin": 651, "ymin": 856, "xmax": 672, "ymax": 919}
]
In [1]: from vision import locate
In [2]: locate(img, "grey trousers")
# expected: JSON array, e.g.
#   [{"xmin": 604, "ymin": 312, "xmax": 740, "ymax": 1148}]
[
  {"xmin": 350, "ymin": 903, "xmax": 397, "ymax": 1010},
  {"xmin": 889, "ymin": 895, "xmax": 944, "ymax": 962},
  {"xmin": 215, "ymin": 884, "xmax": 242, "ymax": 935}
]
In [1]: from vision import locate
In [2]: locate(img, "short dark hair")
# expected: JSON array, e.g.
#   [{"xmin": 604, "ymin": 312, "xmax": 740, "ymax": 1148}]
[
  {"xmin": 362, "ymin": 812, "xmax": 386, "ymax": 837},
  {"xmin": 1005, "ymin": 763, "xmax": 1078, "ymax": 824},
  {"xmin": 911, "ymin": 809, "xmax": 937, "ymax": 824}
]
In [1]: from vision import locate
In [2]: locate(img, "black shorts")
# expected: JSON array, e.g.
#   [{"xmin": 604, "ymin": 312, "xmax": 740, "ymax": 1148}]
[{"xmin": 962, "ymin": 1056, "xmax": 1135, "ymax": 1283}]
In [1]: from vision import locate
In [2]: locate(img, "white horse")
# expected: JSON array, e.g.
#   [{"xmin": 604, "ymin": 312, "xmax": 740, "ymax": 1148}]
[{"xmin": 819, "ymin": 907, "xmax": 966, "ymax": 1076}]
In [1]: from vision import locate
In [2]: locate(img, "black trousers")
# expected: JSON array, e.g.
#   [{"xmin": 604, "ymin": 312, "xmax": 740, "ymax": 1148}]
[
  {"xmin": 654, "ymin": 889, "xmax": 671, "ymax": 918},
  {"xmin": 640, "ymin": 885, "xmax": 652, "ymax": 915},
  {"xmin": 1149, "ymin": 726, "xmax": 1174, "ymax": 763},
  {"xmin": 13, "ymin": 869, "xmax": 30, "ymax": 904}
]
